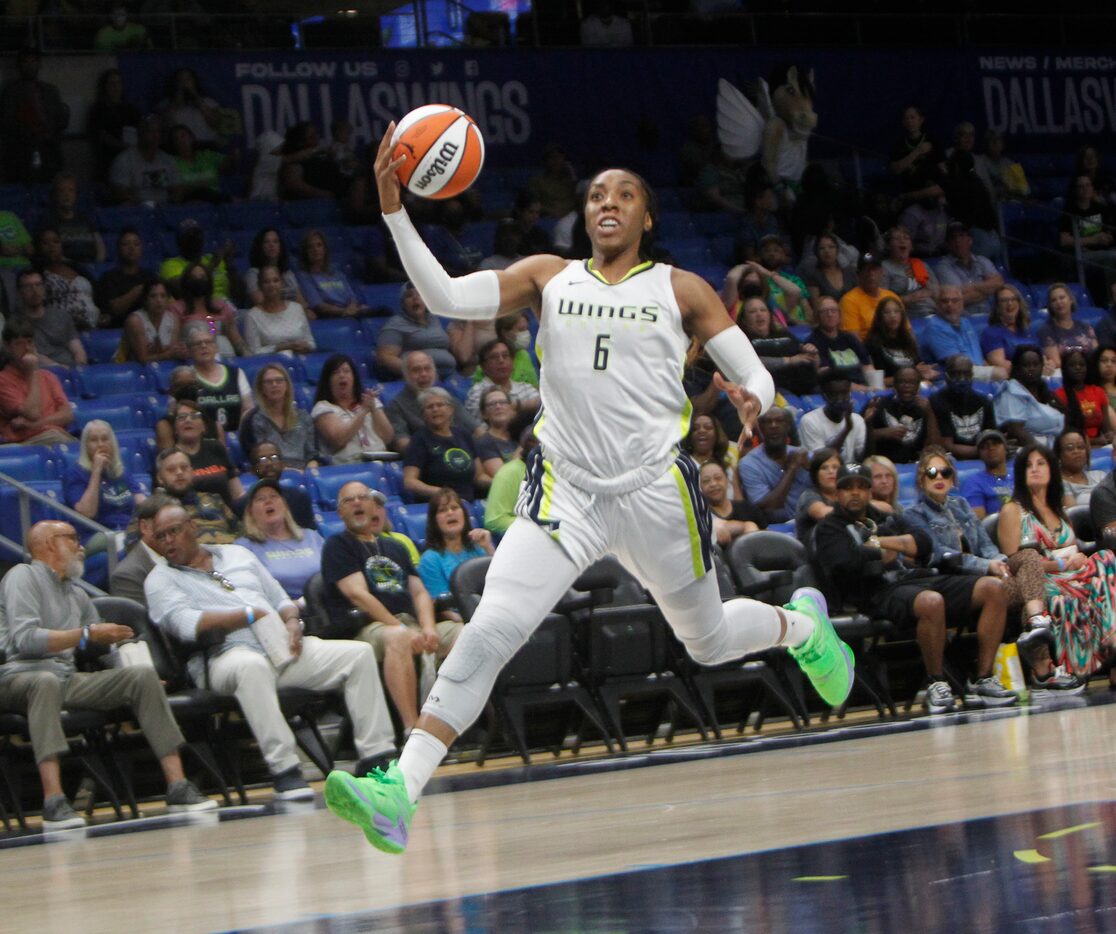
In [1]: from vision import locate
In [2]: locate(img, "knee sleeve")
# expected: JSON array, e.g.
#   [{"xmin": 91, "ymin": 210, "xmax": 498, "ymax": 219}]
[
  {"xmin": 421, "ymin": 591, "xmax": 546, "ymax": 735},
  {"xmin": 653, "ymin": 577, "xmax": 783, "ymax": 666}
]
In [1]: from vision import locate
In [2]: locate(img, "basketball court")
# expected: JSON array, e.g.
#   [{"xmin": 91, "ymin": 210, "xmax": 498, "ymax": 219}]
[{"xmin": 3, "ymin": 693, "xmax": 1115, "ymax": 932}]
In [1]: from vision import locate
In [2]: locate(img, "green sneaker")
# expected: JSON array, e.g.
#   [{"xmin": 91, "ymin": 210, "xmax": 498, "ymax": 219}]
[
  {"xmin": 786, "ymin": 587, "xmax": 855, "ymax": 707},
  {"xmin": 324, "ymin": 761, "xmax": 416, "ymax": 854}
]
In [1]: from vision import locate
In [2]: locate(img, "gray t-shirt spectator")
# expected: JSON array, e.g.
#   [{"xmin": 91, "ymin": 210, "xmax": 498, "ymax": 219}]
[
  {"xmin": 109, "ymin": 147, "xmax": 181, "ymax": 204},
  {"xmin": 881, "ymin": 259, "xmax": 940, "ymax": 317},
  {"xmin": 27, "ymin": 304, "xmax": 79, "ymax": 366},
  {"xmin": 386, "ymin": 384, "xmax": 480, "ymax": 445},
  {"xmin": 378, "ymin": 313, "xmax": 457, "ymax": 380}
]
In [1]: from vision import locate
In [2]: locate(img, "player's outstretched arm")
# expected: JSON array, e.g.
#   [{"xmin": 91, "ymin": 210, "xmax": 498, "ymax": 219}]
[
  {"xmin": 673, "ymin": 267, "xmax": 775, "ymax": 444},
  {"xmin": 374, "ymin": 123, "xmax": 563, "ymax": 320}
]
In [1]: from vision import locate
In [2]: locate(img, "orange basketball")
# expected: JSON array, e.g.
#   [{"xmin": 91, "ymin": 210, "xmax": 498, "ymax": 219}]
[{"xmin": 391, "ymin": 105, "xmax": 485, "ymax": 200}]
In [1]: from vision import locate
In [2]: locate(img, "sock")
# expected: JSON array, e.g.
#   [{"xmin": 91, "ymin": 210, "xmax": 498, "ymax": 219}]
[
  {"xmin": 398, "ymin": 729, "xmax": 447, "ymax": 803},
  {"xmin": 779, "ymin": 608, "xmax": 815, "ymax": 648}
]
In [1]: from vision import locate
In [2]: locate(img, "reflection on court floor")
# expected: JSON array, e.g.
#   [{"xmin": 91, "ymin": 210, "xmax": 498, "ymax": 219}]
[{"xmin": 255, "ymin": 800, "xmax": 1116, "ymax": 934}]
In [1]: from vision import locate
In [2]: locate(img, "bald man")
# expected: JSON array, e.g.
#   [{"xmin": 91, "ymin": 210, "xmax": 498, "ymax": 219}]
[{"xmin": 0, "ymin": 521, "xmax": 216, "ymax": 829}]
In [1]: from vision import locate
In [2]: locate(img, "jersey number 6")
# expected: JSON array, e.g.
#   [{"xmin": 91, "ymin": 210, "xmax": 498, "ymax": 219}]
[{"xmin": 593, "ymin": 333, "xmax": 611, "ymax": 371}]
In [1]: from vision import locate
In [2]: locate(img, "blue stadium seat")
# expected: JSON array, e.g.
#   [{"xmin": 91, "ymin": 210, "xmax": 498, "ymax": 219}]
[
  {"xmin": 381, "ymin": 460, "xmax": 404, "ymax": 498},
  {"xmin": 43, "ymin": 365, "xmax": 80, "ymax": 398},
  {"xmin": 362, "ymin": 282, "xmax": 403, "ymax": 311},
  {"xmin": 220, "ymin": 201, "xmax": 283, "ymax": 231},
  {"xmin": 1093, "ymin": 448, "xmax": 1113, "ymax": 473},
  {"xmin": 283, "ymin": 199, "xmax": 343, "ymax": 229},
  {"xmin": 295, "ymin": 383, "xmax": 316, "ymax": 410},
  {"xmin": 0, "ymin": 481, "xmax": 66, "ymax": 561},
  {"xmin": 656, "ymin": 211, "xmax": 696, "ymax": 239},
  {"xmin": 378, "ymin": 380, "xmax": 405, "ymax": 403},
  {"xmin": 309, "ymin": 462, "xmax": 389, "ymax": 510},
  {"xmin": 443, "ymin": 372, "xmax": 473, "ymax": 403},
  {"xmin": 690, "ymin": 213, "xmax": 739, "ymax": 237},
  {"xmin": 314, "ymin": 510, "xmax": 346, "ymax": 539},
  {"xmin": 71, "ymin": 395, "xmax": 157, "ymax": 432},
  {"xmin": 145, "ymin": 359, "xmax": 184, "ymax": 393},
  {"xmin": 308, "ymin": 319, "xmax": 365, "ymax": 353},
  {"xmin": 56, "ymin": 437, "xmax": 153, "ymax": 481},
  {"xmin": 0, "ymin": 446, "xmax": 59, "ymax": 481},
  {"xmin": 1076, "ymin": 306, "xmax": 1107, "ymax": 328},
  {"xmin": 81, "ymin": 329, "xmax": 125, "ymax": 365},
  {"xmin": 225, "ymin": 431, "xmax": 244, "ymax": 468},
  {"xmin": 95, "ymin": 205, "xmax": 158, "ymax": 238},
  {"xmin": 660, "ymin": 238, "xmax": 712, "ymax": 267},
  {"xmin": 78, "ymin": 363, "xmax": 153, "ymax": 398},
  {"xmin": 395, "ymin": 502, "xmax": 429, "ymax": 548},
  {"xmin": 235, "ymin": 354, "xmax": 306, "ymax": 390},
  {"xmin": 458, "ymin": 221, "xmax": 497, "ymax": 256}
]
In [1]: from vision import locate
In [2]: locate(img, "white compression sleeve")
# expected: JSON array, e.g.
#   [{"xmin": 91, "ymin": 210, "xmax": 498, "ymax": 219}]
[
  {"xmin": 382, "ymin": 209, "xmax": 501, "ymax": 320},
  {"xmin": 703, "ymin": 325, "xmax": 776, "ymax": 414}
]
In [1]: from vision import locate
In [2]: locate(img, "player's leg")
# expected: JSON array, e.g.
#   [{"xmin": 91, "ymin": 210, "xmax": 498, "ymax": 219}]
[
  {"xmin": 616, "ymin": 458, "xmax": 854, "ymax": 706},
  {"xmin": 324, "ymin": 517, "xmax": 591, "ymax": 852}
]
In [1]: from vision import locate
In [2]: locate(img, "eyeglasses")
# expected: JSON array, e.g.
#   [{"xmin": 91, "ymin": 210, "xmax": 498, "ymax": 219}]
[
  {"xmin": 922, "ymin": 466, "xmax": 954, "ymax": 480},
  {"xmin": 175, "ymin": 411, "xmax": 204, "ymax": 422},
  {"xmin": 261, "ymin": 376, "xmax": 288, "ymax": 386},
  {"xmin": 255, "ymin": 454, "xmax": 281, "ymax": 464},
  {"xmin": 996, "ymin": 296, "xmax": 1020, "ymax": 304},
  {"xmin": 154, "ymin": 522, "xmax": 187, "ymax": 543},
  {"xmin": 338, "ymin": 491, "xmax": 379, "ymax": 507},
  {"xmin": 483, "ymin": 397, "xmax": 511, "ymax": 408},
  {"xmin": 206, "ymin": 569, "xmax": 236, "ymax": 591}
]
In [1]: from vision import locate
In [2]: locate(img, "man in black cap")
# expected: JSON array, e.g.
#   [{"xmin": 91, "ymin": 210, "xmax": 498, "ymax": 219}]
[
  {"xmin": 960, "ymin": 429, "xmax": 1013, "ymax": 519},
  {"xmin": 812, "ymin": 462, "xmax": 1016, "ymax": 713}
]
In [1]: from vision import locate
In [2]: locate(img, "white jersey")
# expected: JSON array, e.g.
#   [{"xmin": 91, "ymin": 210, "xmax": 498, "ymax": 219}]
[{"xmin": 535, "ymin": 259, "xmax": 691, "ymax": 492}]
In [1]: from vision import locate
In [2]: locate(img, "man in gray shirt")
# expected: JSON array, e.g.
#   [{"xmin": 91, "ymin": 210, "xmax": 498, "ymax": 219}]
[
  {"xmin": 109, "ymin": 113, "xmax": 182, "ymax": 205},
  {"xmin": 0, "ymin": 520, "xmax": 215, "ymax": 828},
  {"xmin": 936, "ymin": 222, "xmax": 1003, "ymax": 317},
  {"xmin": 15, "ymin": 268, "xmax": 85, "ymax": 366},
  {"xmin": 387, "ymin": 350, "xmax": 480, "ymax": 453}
]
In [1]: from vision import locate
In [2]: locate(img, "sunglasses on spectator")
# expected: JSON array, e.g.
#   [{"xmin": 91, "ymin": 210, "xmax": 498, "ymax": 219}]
[
  {"xmin": 255, "ymin": 454, "xmax": 282, "ymax": 464},
  {"xmin": 922, "ymin": 466, "xmax": 954, "ymax": 480},
  {"xmin": 339, "ymin": 491, "xmax": 379, "ymax": 507}
]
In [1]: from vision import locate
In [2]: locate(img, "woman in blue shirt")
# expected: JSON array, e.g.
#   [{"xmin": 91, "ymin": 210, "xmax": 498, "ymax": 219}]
[
  {"xmin": 235, "ymin": 478, "xmax": 325, "ymax": 600},
  {"xmin": 65, "ymin": 419, "xmax": 146, "ymax": 551},
  {"xmin": 417, "ymin": 487, "xmax": 494, "ymax": 603},
  {"xmin": 295, "ymin": 229, "xmax": 371, "ymax": 318},
  {"xmin": 981, "ymin": 283, "xmax": 1038, "ymax": 376}
]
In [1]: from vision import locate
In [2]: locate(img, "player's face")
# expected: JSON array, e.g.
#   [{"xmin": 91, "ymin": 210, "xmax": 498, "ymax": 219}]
[{"xmin": 584, "ymin": 171, "xmax": 652, "ymax": 252}]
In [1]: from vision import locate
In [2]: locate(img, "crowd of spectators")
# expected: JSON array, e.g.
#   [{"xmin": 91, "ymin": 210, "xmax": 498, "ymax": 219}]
[{"xmin": 6, "ymin": 41, "xmax": 1116, "ymax": 823}]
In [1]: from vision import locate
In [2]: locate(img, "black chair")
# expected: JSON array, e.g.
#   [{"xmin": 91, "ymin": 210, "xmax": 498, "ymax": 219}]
[
  {"xmin": 983, "ymin": 512, "xmax": 1000, "ymax": 549},
  {"xmin": 729, "ymin": 532, "xmax": 897, "ymax": 720},
  {"xmin": 450, "ymin": 557, "xmax": 613, "ymax": 765},
  {"xmin": 1066, "ymin": 504, "xmax": 1097, "ymax": 555},
  {"xmin": 562, "ymin": 557, "xmax": 710, "ymax": 752},
  {"xmin": 92, "ymin": 596, "xmax": 237, "ymax": 807}
]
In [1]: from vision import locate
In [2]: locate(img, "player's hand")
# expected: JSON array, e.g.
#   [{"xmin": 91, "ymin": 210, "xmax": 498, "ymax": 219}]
[
  {"xmin": 374, "ymin": 122, "xmax": 406, "ymax": 215},
  {"xmin": 713, "ymin": 371, "xmax": 761, "ymax": 447}
]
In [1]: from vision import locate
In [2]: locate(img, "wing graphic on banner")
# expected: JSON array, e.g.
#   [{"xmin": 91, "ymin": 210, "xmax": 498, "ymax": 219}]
[{"xmin": 716, "ymin": 77, "xmax": 769, "ymax": 161}]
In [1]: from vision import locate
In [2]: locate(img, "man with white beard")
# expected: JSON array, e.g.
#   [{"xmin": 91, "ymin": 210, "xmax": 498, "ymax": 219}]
[{"xmin": 0, "ymin": 520, "xmax": 216, "ymax": 828}]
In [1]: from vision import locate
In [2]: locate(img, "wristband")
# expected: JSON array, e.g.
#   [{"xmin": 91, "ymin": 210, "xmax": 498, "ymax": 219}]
[
  {"xmin": 245, "ymin": 607, "xmax": 255, "ymax": 626},
  {"xmin": 79, "ymin": 624, "xmax": 90, "ymax": 651},
  {"xmin": 1056, "ymin": 558, "xmax": 1066, "ymax": 572}
]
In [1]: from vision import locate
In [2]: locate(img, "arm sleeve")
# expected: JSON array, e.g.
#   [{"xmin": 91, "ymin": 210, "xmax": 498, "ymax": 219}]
[
  {"xmin": 382, "ymin": 209, "xmax": 500, "ymax": 321},
  {"xmin": 703, "ymin": 326, "xmax": 776, "ymax": 414}
]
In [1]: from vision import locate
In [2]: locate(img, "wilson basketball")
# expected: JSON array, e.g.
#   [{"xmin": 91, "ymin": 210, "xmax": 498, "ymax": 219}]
[{"xmin": 391, "ymin": 104, "xmax": 485, "ymax": 200}]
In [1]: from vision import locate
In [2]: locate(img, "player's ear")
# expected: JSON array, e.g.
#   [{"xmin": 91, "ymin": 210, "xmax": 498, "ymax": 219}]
[{"xmin": 642, "ymin": 212, "xmax": 653, "ymax": 232}]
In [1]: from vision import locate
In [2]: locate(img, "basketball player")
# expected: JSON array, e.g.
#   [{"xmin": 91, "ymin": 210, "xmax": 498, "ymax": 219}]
[{"xmin": 324, "ymin": 125, "xmax": 854, "ymax": 853}]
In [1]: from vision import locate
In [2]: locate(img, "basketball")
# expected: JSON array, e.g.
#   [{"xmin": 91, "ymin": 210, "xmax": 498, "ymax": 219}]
[{"xmin": 391, "ymin": 104, "xmax": 485, "ymax": 200}]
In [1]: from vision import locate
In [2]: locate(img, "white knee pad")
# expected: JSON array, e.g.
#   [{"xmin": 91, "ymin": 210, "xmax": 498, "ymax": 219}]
[{"xmin": 421, "ymin": 595, "xmax": 542, "ymax": 735}]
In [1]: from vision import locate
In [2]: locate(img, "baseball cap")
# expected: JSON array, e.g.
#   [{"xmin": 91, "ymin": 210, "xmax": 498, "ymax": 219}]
[
  {"xmin": 244, "ymin": 477, "xmax": 283, "ymax": 506},
  {"xmin": 836, "ymin": 463, "xmax": 874, "ymax": 488},
  {"xmin": 976, "ymin": 429, "xmax": 1007, "ymax": 447},
  {"xmin": 857, "ymin": 252, "xmax": 882, "ymax": 270},
  {"xmin": 946, "ymin": 221, "xmax": 970, "ymax": 237}
]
